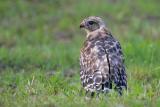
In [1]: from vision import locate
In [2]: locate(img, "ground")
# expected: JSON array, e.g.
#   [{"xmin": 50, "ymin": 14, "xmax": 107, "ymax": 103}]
[{"xmin": 0, "ymin": 0, "xmax": 160, "ymax": 107}]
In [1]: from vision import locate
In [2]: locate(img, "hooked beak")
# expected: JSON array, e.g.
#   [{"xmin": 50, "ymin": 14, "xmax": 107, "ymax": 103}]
[{"xmin": 80, "ymin": 22, "xmax": 85, "ymax": 28}]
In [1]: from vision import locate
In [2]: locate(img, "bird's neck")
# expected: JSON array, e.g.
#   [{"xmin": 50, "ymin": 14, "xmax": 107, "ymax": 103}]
[{"xmin": 86, "ymin": 26, "xmax": 111, "ymax": 38}]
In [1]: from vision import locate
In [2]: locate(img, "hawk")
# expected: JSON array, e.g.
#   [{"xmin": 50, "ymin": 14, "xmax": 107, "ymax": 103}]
[{"xmin": 79, "ymin": 16, "xmax": 127, "ymax": 96}]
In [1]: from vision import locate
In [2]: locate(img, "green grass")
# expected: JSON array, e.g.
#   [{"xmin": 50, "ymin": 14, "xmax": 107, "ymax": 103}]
[{"xmin": 0, "ymin": 0, "xmax": 160, "ymax": 107}]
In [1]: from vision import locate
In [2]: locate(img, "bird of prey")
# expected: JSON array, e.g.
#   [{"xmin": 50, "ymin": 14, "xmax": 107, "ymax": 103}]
[{"xmin": 79, "ymin": 16, "xmax": 127, "ymax": 97}]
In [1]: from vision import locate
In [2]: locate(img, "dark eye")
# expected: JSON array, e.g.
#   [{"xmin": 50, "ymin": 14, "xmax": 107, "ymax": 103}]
[{"xmin": 88, "ymin": 21, "xmax": 95, "ymax": 25}]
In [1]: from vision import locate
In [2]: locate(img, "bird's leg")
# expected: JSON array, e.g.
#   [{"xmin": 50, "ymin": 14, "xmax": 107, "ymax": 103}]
[
  {"xmin": 85, "ymin": 90, "xmax": 91, "ymax": 100},
  {"xmin": 91, "ymin": 92, "xmax": 95, "ymax": 98},
  {"xmin": 85, "ymin": 90, "xmax": 89, "ymax": 95},
  {"xmin": 114, "ymin": 86, "xmax": 122, "ymax": 96},
  {"xmin": 85, "ymin": 91, "xmax": 96, "ymax": 100},
  {"xmin": 95, "ymin": 92, "xmax": 100, "ymax": 100}
]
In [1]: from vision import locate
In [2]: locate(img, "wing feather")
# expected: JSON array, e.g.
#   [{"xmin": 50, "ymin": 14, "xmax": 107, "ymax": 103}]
[
  {"xmin": 103, "ymin": 35, "xmax": 127, "ymax": 92},
  {"xmin": 80, "ymin": 32, "xmax": 127, "ymax": 93}
]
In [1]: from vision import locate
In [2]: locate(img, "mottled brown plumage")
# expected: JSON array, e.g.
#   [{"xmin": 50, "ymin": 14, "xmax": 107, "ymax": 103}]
[{"xmin": 80, "ymin": 16, "xmax": 127, "ymax": 96}]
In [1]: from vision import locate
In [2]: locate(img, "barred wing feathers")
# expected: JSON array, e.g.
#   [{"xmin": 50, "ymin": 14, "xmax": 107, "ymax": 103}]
[{"xmin": 80, "ymin": 32, "xmax": 127, "ymax": 94}]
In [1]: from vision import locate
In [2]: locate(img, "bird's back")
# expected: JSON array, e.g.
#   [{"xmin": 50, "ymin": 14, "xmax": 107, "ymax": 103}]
[{"xmin": 80, "ymin": 30, "xmax": 127, "ymax": 93}]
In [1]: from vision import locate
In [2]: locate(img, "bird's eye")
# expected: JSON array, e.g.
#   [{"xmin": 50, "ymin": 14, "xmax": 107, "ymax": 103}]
[{"xmin": 88, "ymin": 21, "xmax": 95, "ymax": 25}]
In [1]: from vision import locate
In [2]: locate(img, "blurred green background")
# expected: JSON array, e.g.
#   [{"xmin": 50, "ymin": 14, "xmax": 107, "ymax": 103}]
[{"xmin": 0, "ymin": 0, "xmax": 160, "ymax": 107}]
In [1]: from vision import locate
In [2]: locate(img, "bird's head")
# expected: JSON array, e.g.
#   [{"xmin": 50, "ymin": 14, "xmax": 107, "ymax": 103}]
[{"xmin": 80, "ymin": 16, "xmax": 106, "ymax": 34}]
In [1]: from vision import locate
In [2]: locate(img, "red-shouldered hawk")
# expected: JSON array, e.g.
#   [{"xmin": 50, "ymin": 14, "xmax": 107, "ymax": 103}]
[{"xmin": 79, "ymin": 16, "xmax": 127, "ymax": 97}]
